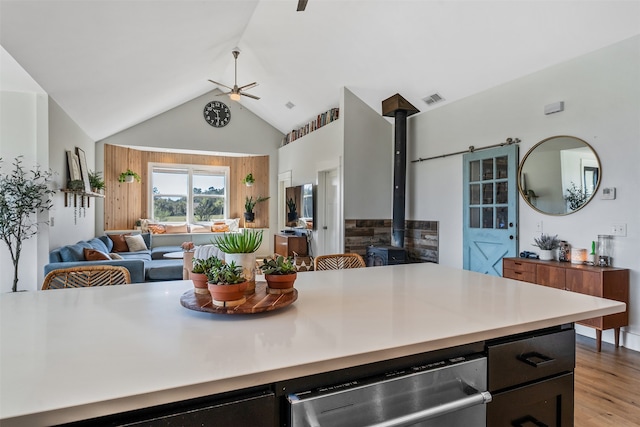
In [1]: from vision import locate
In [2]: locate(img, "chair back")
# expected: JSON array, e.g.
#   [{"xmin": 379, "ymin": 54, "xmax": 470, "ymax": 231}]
[
  {"xmin": 42, "ymin": 266, "xmax": 131, "ymax": 290},
  {"xmin": 314, "ymin": 253, "xmax": 366, "ymax": 271}
]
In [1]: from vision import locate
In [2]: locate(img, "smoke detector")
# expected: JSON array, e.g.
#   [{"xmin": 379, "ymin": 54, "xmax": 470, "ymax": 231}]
[
  {"xmin": 285, "ymin": 101, "xmax": 295, "ymax": 109},
  {"xmin": 422, "ymin": 92, "xmax": 445, "ymax": 106}
]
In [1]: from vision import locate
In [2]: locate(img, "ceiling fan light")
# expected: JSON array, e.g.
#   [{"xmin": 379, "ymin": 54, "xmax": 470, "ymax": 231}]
[{"xmin": 229, "ymin": 93, "xmax": 241, "ymax": 101}]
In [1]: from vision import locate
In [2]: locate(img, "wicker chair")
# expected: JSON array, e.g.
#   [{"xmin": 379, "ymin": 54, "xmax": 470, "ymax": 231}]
[
  {"xmin": 42, "ymin": 266, "xmax": 131, "ymax": 290},
  {"xmin": 314, "ymin": 253, "xmax": 366, "ymax": 271}
]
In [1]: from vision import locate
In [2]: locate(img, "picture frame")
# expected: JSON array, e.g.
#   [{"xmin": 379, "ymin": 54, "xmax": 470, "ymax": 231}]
[
  {"xmin": 66, "ymin": 150, "xmax": 81, "ymax": 182},
  {"xmin": 76, "ymin": 147, "xmax": 91, "ymax": 192}
]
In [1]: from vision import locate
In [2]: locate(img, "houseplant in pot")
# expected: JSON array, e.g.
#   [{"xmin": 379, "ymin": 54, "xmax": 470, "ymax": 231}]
[
  {"xmin": 190, "ymin": 255, "xmax": 221, "ymax": 294},
  {"xmin": 205, "ymin": 260, "xmax": 247, "ymax": 307},
  {"xmin": 242, "ymin": 173, "xmax": 255, "ymax": 187},
  {"xmin": 244, "ymin": 195, "xmax": 269, "ymax": 223},
  {"xmin": 533, "ymin": 233, "xmax": 560, "ymax": 261},
  {"xmin": 213, "ymin": 229, "xmax": 263, "ymax": 295},
  {"xmin": 88, "ymin": 170, "xmax": 105, "ymax": 193},
  {"xmin": 260, "ymin": 255, "xmax": 297, "ymax": 294},
  {"xmin": 118, "ymin": 169, "xmax": 141, "ymax": 183}
]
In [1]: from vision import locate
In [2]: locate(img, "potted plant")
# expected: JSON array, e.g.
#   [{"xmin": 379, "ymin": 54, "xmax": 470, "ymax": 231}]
[
  {"xmin": 532, "ymin": 233, "xmax": 560, "ymax": 261},
  {"xmin": 1, "ymin": 156, "xmax": 56, "ymax": 292},
  {"xmin": 191, "ymin": 255, "xmax": 222, "ymax": 294},
  {"xmin": 213, "ymin": 229, "xmax": 264, "ymax": 295},
  {"xmin": 205, "ymin": 260, "xmax": 247, "ymax": 306},
  {"xmin": 242, "ymin": 173, "xmax": 255, "ymax": 186},
  {"xmin": 287, "ymin": 198, "xmax": 297, "ymax": 222},
  {"xmin": 244, "ymin": 195, "xmax": 269, "ymax": 223},
  {"xmin": 260, "ymin": 255, "xmax": 297, "ymax": 294},
  {"xmin": 88, "ymin": 170, "xmax": 105, "ymax": 193},
  {"xmin": 118, "ymin": 169, "xmax": 141, "ymax": 183}
]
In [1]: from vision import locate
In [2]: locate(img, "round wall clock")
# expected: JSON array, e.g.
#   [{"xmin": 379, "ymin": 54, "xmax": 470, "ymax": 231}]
[{"xmin": 203, "ymin": 101, "xmax": 231, "ymax": 127}]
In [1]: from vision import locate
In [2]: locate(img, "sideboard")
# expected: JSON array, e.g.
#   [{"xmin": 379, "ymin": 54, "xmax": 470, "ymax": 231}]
[{"xmin": 503, "ymin": 257, "xmax": 629, "ymax": 351}]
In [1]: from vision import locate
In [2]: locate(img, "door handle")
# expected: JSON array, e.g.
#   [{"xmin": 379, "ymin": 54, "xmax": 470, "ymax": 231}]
[
  {"xmin": 517, "ymin": 351, "xmax": 554, "ymax": 368},
  {"xmin": 509, "ymin": 235, "xmax": 514, "ymax": 240},
  {"xmin": 322, "ymin": 226, "xmax": 328, "ymax": 230}
]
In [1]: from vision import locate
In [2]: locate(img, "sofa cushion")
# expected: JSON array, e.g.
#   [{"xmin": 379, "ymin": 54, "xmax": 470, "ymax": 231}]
[
  {"xmin": 83, "ymin": 248, "xmax": 111, "ymax": 261},
  {"xmin": 88, "ymin": 238, "xmax": 109, "ymax": 254},
  {"xmin": 125, "ymin": 234, "xmax": 148, "ymax": 252},
  {"xmin": 145, "ymin": 259, "xmax": 183, "ymax": 281},
  {"xmin": 151, "ymin": 245, "xmax": 183, "ymax": 260},
  {"xmin": 108, "ymin": 234, "xmax": 130, "ymax": 252},
  {"xmin": 118, "ymin": 251, "xmax": 152, "ymax": 261},
  {"xmin": 59, "ymin": 242, "xmax": 93, "ymax": 262},
  {"xmin": 98, "ymin": 235, "xmax": 114, "ymax": 252},
  {"xmin": 189, "ymin": 224, "xmax": 210, "ymax": 233}
]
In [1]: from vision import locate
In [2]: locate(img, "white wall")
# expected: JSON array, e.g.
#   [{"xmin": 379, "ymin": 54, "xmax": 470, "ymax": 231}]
[
  {"xmin": 408, "ymin": 35, "xmax": 640, "ymax": 350},
  {"xmin": 0, "ymin": 47, "xmax": 49, "ymax": 292}
]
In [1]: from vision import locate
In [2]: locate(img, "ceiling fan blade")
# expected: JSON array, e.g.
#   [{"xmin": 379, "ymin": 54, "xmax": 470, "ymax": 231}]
[
  {"xmin": 297, "ymin": 0, "xmax": 308, "ymax": 11},
  {"xmin": 238, "ymin": 82, "xmax": 258, "ymax": 91},
  {"xmin": 208, "ymin": 79, "xmax": 233, "ymax": 91},
  {"xmin": 240, "ymin": 92, "xmax": 260, "ymax": 100}
]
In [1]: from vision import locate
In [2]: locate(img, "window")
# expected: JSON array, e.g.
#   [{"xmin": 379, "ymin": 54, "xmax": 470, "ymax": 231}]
[{"xmin": 150, "ymin": 164, "xmax": 228, "ymax": 223}]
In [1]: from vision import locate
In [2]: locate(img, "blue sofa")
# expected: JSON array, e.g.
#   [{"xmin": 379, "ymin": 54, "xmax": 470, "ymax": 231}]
[{"xmin": 45, "ymin": 234, "xmax": 183, "ymax": 283}]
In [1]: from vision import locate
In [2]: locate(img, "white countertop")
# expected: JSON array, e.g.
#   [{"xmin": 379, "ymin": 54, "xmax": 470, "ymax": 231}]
[{"xmin": 0, "ymin": 263, "xmax": 625, "ymax": 426}]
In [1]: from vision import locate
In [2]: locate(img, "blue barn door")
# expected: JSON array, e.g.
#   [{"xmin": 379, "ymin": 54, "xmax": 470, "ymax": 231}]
[{"xmin": 463, "ymin": 145, "xmax": 518, "ymax": 276}]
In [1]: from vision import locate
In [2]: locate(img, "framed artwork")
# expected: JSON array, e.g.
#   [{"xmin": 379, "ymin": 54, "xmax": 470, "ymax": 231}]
[
  {"xmin": 66, "ymin": 150, "xmax": 81, "ymax": 181},
  {"xmin": 76, "ymin": 147, "xmax": 91, "ymax": 192}
]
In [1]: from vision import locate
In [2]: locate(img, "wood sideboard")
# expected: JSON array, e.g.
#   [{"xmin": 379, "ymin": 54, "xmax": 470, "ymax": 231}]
[
  {"xmin": 274, "ymin": 233, "xmax": 307, "ymax": 257},
  {"xmin": 503, "ymin": 257, "xmax": 629, "ymax": 351}
]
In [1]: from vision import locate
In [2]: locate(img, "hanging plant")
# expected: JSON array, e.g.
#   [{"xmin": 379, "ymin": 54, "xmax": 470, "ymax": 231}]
[
  {"xmin": 242, "ymin": 173, "xmax": 255, "ymax": 186},
  {"xmin": 118, "ymin": 169, "xmax": 141, "ymax": 183}
]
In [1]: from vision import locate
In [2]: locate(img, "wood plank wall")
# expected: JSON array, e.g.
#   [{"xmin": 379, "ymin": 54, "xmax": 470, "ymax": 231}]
[{"xmin": 103, "ymin": 144, "xmax": 269, "ymax": 230}]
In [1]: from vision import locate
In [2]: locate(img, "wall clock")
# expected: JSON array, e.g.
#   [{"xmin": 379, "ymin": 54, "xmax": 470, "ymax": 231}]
[{"xmin": 203, "ymin": 101, "xmax": 231, "ymax": 128}]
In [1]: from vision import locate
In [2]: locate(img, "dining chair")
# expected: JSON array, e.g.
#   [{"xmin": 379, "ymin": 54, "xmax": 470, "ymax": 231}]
[
  {"xmin": 313, "ymin": 253, "xmax": 366, "ymax": 271},
  {"xmin": 42, "ymin": 265, "xmax": 131, "ymax": 289}
]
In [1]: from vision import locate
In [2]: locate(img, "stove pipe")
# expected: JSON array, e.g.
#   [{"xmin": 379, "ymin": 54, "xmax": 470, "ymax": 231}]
[{"xmin": 382, "ymin": 94, "xmax": 420, "ymax": 248}]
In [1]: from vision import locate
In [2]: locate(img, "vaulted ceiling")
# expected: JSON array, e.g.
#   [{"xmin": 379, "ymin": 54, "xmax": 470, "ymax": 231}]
[{"xmin": 1, "ymin": 0, "xmax": 639, "ymax": 142}]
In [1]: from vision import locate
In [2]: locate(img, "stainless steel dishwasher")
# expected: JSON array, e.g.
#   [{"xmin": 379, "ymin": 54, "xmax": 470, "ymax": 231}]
[{"xmin": 287, "ymin": 354, "xmax": 490, "ymax": 427}]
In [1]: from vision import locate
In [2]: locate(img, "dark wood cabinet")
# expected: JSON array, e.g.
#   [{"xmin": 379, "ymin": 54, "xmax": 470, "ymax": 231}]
[
  {"xmin": 487, "ymin": 327, "xmax": 575, "ymax": 426},
  {"xmin": 503, "ymin": 258, "xmax": 629, "ymax": 351},
  {"xmin": 274, "ymin": 234, "xmax": 307, "ymax": 257}
]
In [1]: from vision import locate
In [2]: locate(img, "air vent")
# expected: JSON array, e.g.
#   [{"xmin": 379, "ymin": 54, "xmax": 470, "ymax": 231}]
[
  {"xmin": 422, "ymin": 93, "xmax": 445, "ymax": 106},
  {"xmin": 285, "ymin": 101, "xmax": 295, "ymax": 109}
]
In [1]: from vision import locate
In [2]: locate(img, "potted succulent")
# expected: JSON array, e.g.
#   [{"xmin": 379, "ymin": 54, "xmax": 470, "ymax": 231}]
[
  {"xmin": 190, "ymin": 255, "xmax": 220, "ymax": 294},
  {"xmin": 244, "ymin": 195, "xmax": 269, "ymax": 223},
  {"xmin": 213, "ymin": 229, "xmax": 263, "ymax": 294},
  {"xmin": 88, "ymin": 170, "xmax": 105, "ymax": 193},
  {"xmin": 532, "ymin": 233, "xmax": 561, "ymax": 261},
  {"xmin": 260, "ymin": 255, "xmax": 297, "ymax": 294},
  {"xmin": 118, "ymin": 169, "xmax": 141, "ymax": 183},
  {"xmin": 205, "ymin": 260, "xmax": 247, "ymax": 306},
  {"xmin": 287, "ymin": 198, "xmax": 298, "ymax": 222},
  {"xmin": 242, "ymin": 173, "xmax": 255, "ymax": 186}
]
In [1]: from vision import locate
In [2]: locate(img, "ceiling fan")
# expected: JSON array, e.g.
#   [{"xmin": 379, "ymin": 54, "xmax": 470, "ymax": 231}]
[{"xmin": 208, "ymin": 48, "xmax": 259, "ymax": 101}]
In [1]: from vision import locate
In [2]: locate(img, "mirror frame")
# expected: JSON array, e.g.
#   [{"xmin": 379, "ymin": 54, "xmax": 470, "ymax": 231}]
[{"xmin": 518, "ymin": 135, "xmax": 601, "ymax": 215}]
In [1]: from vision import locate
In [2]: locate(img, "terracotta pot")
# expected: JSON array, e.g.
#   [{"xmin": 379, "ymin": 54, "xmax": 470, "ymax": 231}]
[
  {"xmin": 208, "ymin": 281, "xmax": 248, "ymax": 305},
  {"xmin": 265, "ymin": 272, "xmax": 297, "ymax": 294},
  {"xmin": 189, "ymin": 272, "xmax": 209, "ymax": 294}
]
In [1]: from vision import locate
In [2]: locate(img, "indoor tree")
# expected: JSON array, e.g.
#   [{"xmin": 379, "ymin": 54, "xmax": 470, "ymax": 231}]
[{"xmin": 0, "ymin": 157, "xmax": 55, "ymax": 292}]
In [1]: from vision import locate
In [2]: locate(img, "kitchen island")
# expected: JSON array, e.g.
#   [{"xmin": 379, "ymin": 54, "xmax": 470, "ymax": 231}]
[{"xmin": 0, "ymin": 263, "xmax": 625, "ymax": 426}]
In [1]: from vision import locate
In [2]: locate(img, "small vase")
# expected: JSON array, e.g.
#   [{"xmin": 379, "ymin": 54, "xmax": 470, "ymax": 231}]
[
  {"xmin": 189, "ymin": 272, "xmax": 209, "ymax": 294},
  {"xmin": 539, "ymin": 249, "xmax": 554, "ymax": 261},
  {"xmin": 208, "ymin": 282, "xmax": 248, "ymax": 307},
  {"xmin": 265, "ymin": 272, "xmax": 297, "ymax": 295}
]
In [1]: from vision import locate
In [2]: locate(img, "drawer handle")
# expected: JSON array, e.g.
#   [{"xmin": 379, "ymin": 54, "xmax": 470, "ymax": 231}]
[
  {"xmin": 517, "ymin": 351, "xmax": 554, "ymax": 368},
  {"xmin": 511, "ymin": 414, "xmax": 549, "ymax": 426}
]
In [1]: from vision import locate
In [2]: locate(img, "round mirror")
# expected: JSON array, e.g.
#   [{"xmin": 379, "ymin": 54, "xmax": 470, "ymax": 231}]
[{"xmin": 518, "ymin": 136, "xmax": 600, "ymax": 215}]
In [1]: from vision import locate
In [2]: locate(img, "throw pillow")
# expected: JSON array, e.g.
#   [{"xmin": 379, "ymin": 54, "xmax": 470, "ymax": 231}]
[
  {"xmin": 163, "ymin": 223, "xmax": 188, "ymax": 233},
  {"xmin": 83, "ymin": 248, "xmax": 110, "ymax": 261},
  {"xmin": 108, "ymin": 234, "xmax": 130, "ymax": 252},
  {"xmin": 189, "ymin": 224, "xmax": 210, "ymax": 233},
  {"xmin": 124, "ymin": 234, "xmax": 148, "ymax": 252},
  {"xmin": 226, "ymin": 218, "xmax": 240, "ymax": 232},
  {"xmin": 212, "ymin": 221, "xmax": 230, "ymax": 233},
  {"xmin": 109, "ymin": 253, "xmax": 124, "ymax": 260},
  {"xmin": 148, "ymin": 224, "xmax": 166, "ymax": 234}
]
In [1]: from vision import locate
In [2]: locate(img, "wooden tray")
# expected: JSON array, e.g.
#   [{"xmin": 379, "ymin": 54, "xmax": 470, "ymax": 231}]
[{"xmin": 180, "ymin": 281, "xmax": 298, "ymax": 315}]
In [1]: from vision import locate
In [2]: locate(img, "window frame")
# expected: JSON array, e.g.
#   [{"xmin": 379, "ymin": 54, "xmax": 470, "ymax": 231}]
[{"xmin": 148, "ymin": 162, "xmax": 230, "ymax": 223}]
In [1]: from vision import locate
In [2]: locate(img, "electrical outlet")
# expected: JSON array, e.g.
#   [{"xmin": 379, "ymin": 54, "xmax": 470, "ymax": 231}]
[
  {"xmin": 536, "ymin": 221, "xmax": 543, "ymax": 233},
  {"xmin": 611, "ymin": 223, "xmax": 627, "ymax": 237}
]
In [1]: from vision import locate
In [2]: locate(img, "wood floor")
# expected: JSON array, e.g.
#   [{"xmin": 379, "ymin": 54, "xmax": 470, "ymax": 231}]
[{"xmin": 574, "ymin": 334, "xmax": 640, "ymax": 426}]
